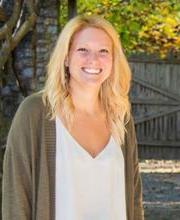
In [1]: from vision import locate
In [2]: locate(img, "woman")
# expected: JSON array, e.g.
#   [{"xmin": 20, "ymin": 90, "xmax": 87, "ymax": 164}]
[{"xmin": 2, "ymin": 15, "xmax": 144, "ymax": 220}]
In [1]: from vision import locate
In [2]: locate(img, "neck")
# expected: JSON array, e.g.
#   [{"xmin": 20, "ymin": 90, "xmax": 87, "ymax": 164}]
[{"xmin": 70, "ymin": 84, "xmax": 102, "ymax": 115}]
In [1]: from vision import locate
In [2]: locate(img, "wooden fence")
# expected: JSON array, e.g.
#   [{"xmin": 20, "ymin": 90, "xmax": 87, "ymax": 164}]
[{"xmin": 129, "ymin": 56, "xmax": 180, "ymax": 159}]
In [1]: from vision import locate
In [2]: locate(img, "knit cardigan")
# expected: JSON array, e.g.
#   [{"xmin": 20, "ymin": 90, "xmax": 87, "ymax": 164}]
[{"xmin": 2, "ymin": 93, "xmax": 144, "ymax": 220}]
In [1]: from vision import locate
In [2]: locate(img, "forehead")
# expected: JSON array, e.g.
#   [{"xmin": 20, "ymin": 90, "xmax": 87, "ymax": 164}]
[{"xmin": 71, "ymin": 27, "xmax": 113, "ymax": 47}]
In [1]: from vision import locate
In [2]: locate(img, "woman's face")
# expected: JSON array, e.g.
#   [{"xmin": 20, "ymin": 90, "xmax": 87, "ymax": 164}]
[{"xmin": 66, "ymin": 27, "xmax": 113, "ymax": 89}]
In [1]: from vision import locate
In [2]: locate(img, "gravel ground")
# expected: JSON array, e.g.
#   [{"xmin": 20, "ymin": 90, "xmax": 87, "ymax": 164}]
[
  {"xmin": 140, "ymin": 160, "xmax": 180, "ymax": 173},
  {"xmin": 140, "ymin": 160, "xmax": 180, "ymax": 220}
]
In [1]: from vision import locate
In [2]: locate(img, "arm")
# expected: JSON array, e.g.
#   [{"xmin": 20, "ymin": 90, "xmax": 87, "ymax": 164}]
[
  {"xmin": 133, "ymin": 140, "xmax": 144, "ymax": 220},
  {"xmin": 2, "ymin": 100, "xmax": 32, "ymax": 220},
  {"xmin": 131, "ymin": 116, "xmax": 144, "ymax": 220}
]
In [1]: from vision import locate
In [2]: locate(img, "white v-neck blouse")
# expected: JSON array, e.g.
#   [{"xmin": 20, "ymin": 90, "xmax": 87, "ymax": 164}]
[{"xmin": 55, "ymin": 116, "xmax": 127, "ymax": 220}]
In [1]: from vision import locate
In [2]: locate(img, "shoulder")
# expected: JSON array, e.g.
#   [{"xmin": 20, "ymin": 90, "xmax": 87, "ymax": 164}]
[
  {"xmin": 5, "ymin": 93, "xmax": 45, "ymax": 170},
  {"xmin": 10, "ymin": 92, "xmax": 46, "ymax": 132},
  {"xmin": 14, "ymin": 92, "xmax": 46, "ymax": 121},
  {"xmin": 124, "ymin": 114, "xmax": 137, "ymax": 151},
  {"xmin": 125, "ymin": 114, "xmax": 136, "ymax": 134},
  {"xmin": 17, "ymin": 92, "xmax": 44, "ymax": 115}
]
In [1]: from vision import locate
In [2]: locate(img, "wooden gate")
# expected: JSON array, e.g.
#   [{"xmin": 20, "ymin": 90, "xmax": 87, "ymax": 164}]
[{"xmin": 129, "ymin": 56, "xmax": 180, "ymax": 159}]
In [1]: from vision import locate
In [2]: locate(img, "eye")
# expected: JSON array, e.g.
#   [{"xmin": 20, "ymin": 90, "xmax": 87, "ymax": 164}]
[
  {"xmin": 77, "ymin": 48, "xmax": 88, "ymax": 52},
  {"xmin": 99, "ymin": 49, "xmax": 109, "ymax": 54}
]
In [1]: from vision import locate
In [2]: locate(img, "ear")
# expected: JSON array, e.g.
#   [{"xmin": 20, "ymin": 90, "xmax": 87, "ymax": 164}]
[{"xmin": 64, "ymin": 56, "xmax": 69, "ymax": 67}]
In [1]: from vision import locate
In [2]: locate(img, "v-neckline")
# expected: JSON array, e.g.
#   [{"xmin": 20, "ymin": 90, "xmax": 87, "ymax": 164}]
[{"xmin": 56, "ymin": 116, "xmax": 112, "ymax": 160}]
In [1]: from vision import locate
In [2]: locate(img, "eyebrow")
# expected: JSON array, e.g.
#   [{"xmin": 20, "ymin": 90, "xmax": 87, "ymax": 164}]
[{"xmin": 75, "ymin": 44, "xmax": 112, "ymax": 48}]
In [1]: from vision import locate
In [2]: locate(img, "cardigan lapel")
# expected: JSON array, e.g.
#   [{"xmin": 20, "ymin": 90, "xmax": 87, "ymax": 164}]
[
  {"xmin": 45, "ymin": 114, "xmax": 56, "ymax": 220},
  {"xmin": 121, "ymin": 141, "xmax": 129, "ymax": 220}
]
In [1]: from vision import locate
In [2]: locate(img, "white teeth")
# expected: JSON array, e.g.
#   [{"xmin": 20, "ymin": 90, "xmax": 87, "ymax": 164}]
[{"xmin": 82, "ymin": 68, "xmax": 102, "ymax": 74}]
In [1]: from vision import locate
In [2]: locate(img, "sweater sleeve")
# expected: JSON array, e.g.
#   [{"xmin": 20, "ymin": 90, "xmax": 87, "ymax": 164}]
[
  {"xmin": 131, "ymin": 116, "xmax": 144, "ymax": 220},
  {"xmin": 2, "ymin": 99, "xmax": 33, "ymax": 220}
]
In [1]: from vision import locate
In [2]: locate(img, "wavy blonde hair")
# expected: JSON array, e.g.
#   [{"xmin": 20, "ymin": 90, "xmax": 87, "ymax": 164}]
[{"xmin": 43, "ymin": 15, "xmax": 132, "ymax": 146}]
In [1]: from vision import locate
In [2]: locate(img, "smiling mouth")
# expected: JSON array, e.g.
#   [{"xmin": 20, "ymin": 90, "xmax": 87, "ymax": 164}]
[{"xmin": 82, "ymin": 67, "xmax": 102, "ymax": 75}]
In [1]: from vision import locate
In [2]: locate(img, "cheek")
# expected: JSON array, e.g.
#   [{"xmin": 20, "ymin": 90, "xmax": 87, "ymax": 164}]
[
  {"xmin": 70, "ymin": 55, "xmax": 87, "ymax": 66},
  {"xmin": 101, "ymin": 57, "xmax": 113, "ymax": 70}
]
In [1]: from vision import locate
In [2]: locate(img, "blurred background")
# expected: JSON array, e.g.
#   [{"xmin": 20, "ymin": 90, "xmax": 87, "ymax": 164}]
[{"xmin": 0, "ymin": 0, "xmax": 180, "ymax": 219}]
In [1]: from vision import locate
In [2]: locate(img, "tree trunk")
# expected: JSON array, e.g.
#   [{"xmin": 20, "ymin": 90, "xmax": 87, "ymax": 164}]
[{"xmin": 68, "ymin": 0, "xmax": 77, "ymax": 20}]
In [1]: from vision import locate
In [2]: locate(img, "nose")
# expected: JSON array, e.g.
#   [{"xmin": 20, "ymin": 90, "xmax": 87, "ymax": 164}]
[{"xmin": 87, "ymin": 51, "xmax": 99, "ymax": 65}]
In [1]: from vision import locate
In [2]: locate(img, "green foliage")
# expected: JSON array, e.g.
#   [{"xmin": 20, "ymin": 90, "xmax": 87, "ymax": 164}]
[{"xmin": 59, "ymin": 0, "xmax": 180, "ymax": 58}]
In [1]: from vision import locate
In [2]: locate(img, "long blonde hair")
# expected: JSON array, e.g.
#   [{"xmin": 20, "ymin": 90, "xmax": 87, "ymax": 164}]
[{"xmin": 43, "ymin": 15, "xmax": 132, "ymax": 146}]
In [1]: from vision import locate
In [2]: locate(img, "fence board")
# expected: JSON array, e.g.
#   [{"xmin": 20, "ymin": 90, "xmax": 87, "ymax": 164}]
[{"xmin": 129, "ymin": 58, "xmax": 180, "ymax": 159}]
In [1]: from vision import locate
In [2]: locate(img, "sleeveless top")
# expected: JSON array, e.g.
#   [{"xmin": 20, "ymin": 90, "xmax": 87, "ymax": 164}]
[{"xmin": 56, "ymin": 116, "xmax": 127, "ymax": 220}]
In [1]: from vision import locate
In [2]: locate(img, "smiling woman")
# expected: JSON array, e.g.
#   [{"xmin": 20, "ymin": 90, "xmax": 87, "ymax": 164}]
[
  {"xmin": 2, "ymin": 15, "xmax": 144, "ymax": 220},
  {"xmin": 67, "ymin": 27, "xmax": 113, "ymax": 87}
]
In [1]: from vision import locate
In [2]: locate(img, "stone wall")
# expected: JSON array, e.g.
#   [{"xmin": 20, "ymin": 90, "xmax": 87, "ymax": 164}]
[
  {"xmin": 0, "ymin": 0, "xmax": 59, "ymax": 139},
  {"xmin": 14, "ymin": 0, "xmax": 58, "ymax": 95}
]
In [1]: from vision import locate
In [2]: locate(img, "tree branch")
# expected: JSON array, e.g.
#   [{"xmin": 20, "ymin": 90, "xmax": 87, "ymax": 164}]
[
  {"xmin": 0, "ymin": 1, "xmax": 37, "ymax": 70},
  {"xmin": 0, "ymin": 0, "xmax": 22, "ymax": 40}
]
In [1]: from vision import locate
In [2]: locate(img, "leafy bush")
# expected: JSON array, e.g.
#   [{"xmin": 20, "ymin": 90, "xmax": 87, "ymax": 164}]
[{"xmin": 59, "ymin": 0, "xmax": 180, "ymax": 58}]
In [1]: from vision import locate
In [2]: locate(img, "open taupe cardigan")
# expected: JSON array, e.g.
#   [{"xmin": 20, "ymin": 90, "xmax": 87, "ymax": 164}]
[{"xmin": 2, "ymin": 93, "xmax": 144, "ymax": 220}]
